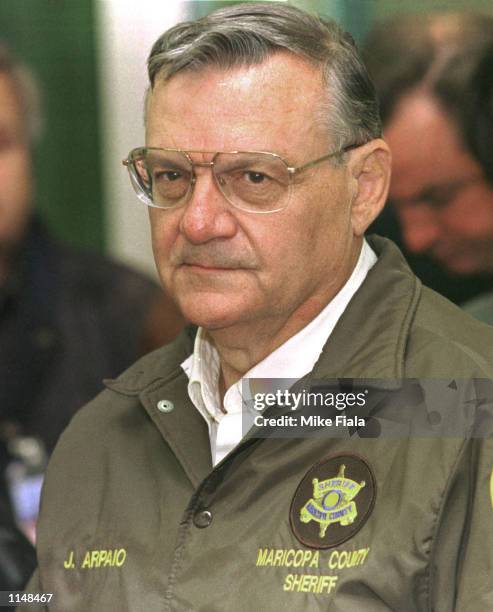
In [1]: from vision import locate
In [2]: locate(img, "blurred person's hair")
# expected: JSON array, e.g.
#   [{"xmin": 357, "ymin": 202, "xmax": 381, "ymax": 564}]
[
  {"xmin": 0, "ymin": 42, "xmax": 43, "ymax": 144},
  {"xmin": 146, "ymin": 2, "xmax": 382, "ymax": 154},
  {"xmin": 364, "ymin": 12, "xmax": 493, "ymax": 124}
]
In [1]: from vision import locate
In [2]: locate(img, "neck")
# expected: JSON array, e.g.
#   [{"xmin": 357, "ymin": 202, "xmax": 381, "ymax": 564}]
[{"xmin": 211, "ymin": 240, "xmax": 362, "ymax": 396}]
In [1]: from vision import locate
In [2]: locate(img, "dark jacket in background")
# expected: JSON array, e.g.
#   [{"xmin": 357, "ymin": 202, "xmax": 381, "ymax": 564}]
[{"xmin": 0, "ymin": 218, "xmax": 161, "ymax": 455}]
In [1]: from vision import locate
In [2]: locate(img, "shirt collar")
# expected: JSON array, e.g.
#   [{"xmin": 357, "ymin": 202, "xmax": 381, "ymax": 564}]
[{"xmin": 181, "ymin": 327, "xmax": 222, "ymax": 426}]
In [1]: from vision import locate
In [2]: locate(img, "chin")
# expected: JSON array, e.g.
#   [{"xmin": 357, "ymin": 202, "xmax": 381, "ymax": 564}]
[{"xmin": 178, "ymin": 295, "xmax": 251, "ymax": 331}]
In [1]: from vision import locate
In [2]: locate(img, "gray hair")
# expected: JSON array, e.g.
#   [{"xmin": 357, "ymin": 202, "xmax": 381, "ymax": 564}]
[
  {"xmin": 0, "ymin": 42, "xmax": 43, "ymax": 144},
  {"xmin": 146, "ymin": 3, "xmax": 382, "ymax": 151}
]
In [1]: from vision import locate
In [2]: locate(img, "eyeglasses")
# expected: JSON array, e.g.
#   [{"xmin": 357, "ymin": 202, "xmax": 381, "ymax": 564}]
[{"xmin": 122, "ymin": 144, "xmax": 358, "ymax": 214}]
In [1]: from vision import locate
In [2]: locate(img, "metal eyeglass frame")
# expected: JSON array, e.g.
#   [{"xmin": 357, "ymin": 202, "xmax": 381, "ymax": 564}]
[{"xmin": 122, "ymin": 143, "xmax": 360, "ymax": 214}]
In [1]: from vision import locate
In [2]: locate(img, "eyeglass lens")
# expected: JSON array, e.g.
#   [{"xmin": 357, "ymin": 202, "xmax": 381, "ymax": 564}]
[{"xmin": 132, "ymin": 150, "xmax": 291, "ymax": 212}]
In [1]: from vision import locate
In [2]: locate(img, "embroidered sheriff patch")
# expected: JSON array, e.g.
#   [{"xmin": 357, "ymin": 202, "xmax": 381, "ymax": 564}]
[{"xmin": 290, "ymin": 453, "xmax": 376, "ymax": 549}]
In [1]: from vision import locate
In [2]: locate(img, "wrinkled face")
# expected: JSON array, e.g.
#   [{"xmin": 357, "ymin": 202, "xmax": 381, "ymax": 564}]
[
  {"xmin": 145, "ymin": 53, "xmax": 360, "ymax": 332},
  {"xmin": 0, "ymin": 72, "xmax": 32, "ymax": 253},
  {"xmin": 385, "ymin": 90, "xmax": 493, "ymax": 275}
]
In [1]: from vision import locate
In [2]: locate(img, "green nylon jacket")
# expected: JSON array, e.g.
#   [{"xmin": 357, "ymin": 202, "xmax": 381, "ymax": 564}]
[{"xmin": 22, "ymin": 237, "xmax": 493, "ymax": 611}]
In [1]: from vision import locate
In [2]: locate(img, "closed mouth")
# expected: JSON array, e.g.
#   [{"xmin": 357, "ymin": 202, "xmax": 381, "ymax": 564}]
[{"xmin": 181, "ymin": 262, "xmax": 239, "ymax": 271}]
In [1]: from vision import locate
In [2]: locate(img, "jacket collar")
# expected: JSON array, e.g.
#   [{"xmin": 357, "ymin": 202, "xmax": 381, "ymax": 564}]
[
  {"xmin": 310, "ymin": 235, "xmax": 421, "ymax": 387},
  {"xmin": 105, "ymin": 325, "xmax": 196, "ymax": 395},
  {"xmin": 105, "ymin": 326, "xmax": 213, "ymax": 486}
]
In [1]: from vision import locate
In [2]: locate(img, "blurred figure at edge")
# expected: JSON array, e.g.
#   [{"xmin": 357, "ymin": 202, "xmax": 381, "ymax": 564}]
[
  {"xmin": 0, "ymin": 42, "xmax": 184, "ymax": 550},
  {"xmin": 365, "ymin": 12, "xmax": 493, "ymax": 307}
]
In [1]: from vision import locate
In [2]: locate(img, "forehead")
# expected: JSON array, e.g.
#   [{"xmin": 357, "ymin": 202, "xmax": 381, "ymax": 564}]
[
  {"xmin": 145, "ymin": 53, "xmax": 328, "ymax": 157},
  {"xmin": 385, "ymin": 91, "xmax": 481, "ymax": 197}
]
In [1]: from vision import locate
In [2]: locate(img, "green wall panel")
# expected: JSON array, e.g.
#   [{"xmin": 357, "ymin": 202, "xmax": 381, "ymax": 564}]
[{"xmin": 0, "ymin": 0, "xmax": 103, "ymax": 251}]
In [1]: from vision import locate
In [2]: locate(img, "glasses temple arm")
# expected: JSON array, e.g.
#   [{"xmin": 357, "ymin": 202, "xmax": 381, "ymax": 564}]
[{"xmin": 288, "ymin": 143, "xmax": 363, "ymax": 175}]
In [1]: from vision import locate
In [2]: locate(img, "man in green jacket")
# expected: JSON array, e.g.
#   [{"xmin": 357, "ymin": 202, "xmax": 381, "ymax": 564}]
[{"xmin": 22, "ymin": 4, "xmax": 493, "ymax": 611}]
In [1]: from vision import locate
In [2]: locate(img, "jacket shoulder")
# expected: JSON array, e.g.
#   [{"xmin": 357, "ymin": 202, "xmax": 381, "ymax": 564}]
[
  {"xmin": 46, "ymin": 328, "xmax": 194, "ymax": 468},
  {"xmin": 406, "ymin": 285, "xmax": 493, "ymax": 377},
  {"xmin": 42, "ymin": 326, "xmax": 193, "ymax": 452}
]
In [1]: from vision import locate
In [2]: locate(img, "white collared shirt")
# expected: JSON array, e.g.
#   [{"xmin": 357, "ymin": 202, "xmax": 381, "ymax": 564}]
[{"xmin": 181, "ymin": 239, "xmax": 377, "ymax": 465}]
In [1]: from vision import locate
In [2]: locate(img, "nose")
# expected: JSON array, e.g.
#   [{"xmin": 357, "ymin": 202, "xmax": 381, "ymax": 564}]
[
  {"xmin": 398, "ymin": 205, "xmax": 442, "ymax": 254},
  {"xmin": 179, "ymin": 166, "xmax": 238, "ymax": 244}
]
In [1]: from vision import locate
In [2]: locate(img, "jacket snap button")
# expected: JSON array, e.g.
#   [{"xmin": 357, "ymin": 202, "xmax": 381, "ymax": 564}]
[
  {"xmin": 157, "ymin": 399, "xmax": 174, "ymax": 413},
  {"xmin": 193, "ymin": 510, "xmax": 213, "ymax": 528}
]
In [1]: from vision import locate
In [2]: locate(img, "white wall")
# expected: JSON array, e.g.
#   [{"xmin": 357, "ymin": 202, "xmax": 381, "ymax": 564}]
[{"xmin": 95, "ymin": 0, "xmax": 186, "ymax": 277}]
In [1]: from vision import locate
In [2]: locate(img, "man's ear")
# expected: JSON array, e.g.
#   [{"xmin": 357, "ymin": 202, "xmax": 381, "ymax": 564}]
[{"xmin": 348, "ymin": 139, "xmax": 391, "ymax": 236}]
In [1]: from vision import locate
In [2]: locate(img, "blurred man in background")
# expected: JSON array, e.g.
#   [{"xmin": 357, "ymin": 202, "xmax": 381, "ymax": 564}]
[
  {"xmin": 365, "ymin": 12, "xmax": 493, "ymax": 307},
  {"xmin": 0, "ymin": 42, "xmax": 184, "ymax": 562}
]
